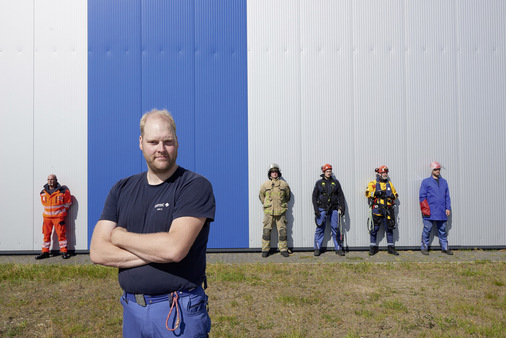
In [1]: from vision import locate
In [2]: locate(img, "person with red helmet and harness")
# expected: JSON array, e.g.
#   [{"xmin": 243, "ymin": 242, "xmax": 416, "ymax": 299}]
[
  {"xmin": 365, "ymin": 166, "xmax": 399, "ymax": 256},
  {"xmin": 312, "ymin": 164, "xmax": 346, "ymax": 256},
  {"xmin": 419, "ymin": 161, "xmax": 453, "ymax": 255}
]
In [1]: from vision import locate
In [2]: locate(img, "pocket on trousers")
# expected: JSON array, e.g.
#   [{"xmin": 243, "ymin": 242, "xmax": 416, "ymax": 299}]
[{"xmin": 187, "ymin": 293, "xmax": 208, "ymax": 315}]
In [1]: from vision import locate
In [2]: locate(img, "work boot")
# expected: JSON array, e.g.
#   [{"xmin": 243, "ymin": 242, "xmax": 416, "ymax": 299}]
[
  {"xmin": 62, "ymin": 252, "xmax": 71, "ymax": 259},
  {"xmin": 368, "ymin": 246, "xmax": 378, "ymax": 256},
  {"xmin": 35, "ymin": 252, "xmax": 50, "ymax": 260},
  {"xmin": 387, "ymin": 246, "xmax": 399, "ymax": 256},
  {"xmin": 336, "ymin": 249, "xmax": 345, "ymax": 256},
  {"xmin": 281, "ymin": 251, "xmax": 289, "ymax": 258},
  {"xmin": 442, "ymin": 249, "xmax": 454, "ymax": 255},
  {"xmin": 421, "ymin": 249, "xmax": 429, "ymax": 256},
  {"xmin": 314, "ymin": 249, "xmax": 321, "ymax": 257},
  {"xmin": 261, "ymin": 251, "xmax": 269, "ymax": 258}
]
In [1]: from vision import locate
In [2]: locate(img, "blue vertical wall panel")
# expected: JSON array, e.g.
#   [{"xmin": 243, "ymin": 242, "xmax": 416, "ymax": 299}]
[
  {"xmin": 88, "ymin": 0, "xmax": 143, "ymax": 245},
  {"xmin": 88, "ymin": 0, "xmax": 249, "ymax": 248},
  {"xmin": 195, "ymin": 0, "xmax": 249, "ymax": 248},
  {"xmin": 141, "ymin": 0, "xmax": 196, "ymax": 170}
]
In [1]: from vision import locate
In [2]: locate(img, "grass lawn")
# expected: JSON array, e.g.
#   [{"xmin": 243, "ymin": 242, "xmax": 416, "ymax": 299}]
[{"xmin": 0, "ymin": 260, "xmax": 504, "ymax": 337}]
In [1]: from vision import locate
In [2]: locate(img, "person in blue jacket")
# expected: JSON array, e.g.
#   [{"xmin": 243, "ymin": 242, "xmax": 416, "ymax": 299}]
[{"xmin": 419, "ymin": 161, "xmax": 453, "ymax": 255}]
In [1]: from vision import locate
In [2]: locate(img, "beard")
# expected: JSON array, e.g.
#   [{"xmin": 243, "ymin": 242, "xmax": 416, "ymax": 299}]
[{"xmin": 144, "ymin": 151, "xmax": 178, "ymax": 174}]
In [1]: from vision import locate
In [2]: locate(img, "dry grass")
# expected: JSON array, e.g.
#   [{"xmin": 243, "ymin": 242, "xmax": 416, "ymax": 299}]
[{"xmin": 0, "ymin": 260, "xmax": 504, "ymax": 337}]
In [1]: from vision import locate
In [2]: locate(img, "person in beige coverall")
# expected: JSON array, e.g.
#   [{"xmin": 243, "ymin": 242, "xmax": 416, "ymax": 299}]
[{"xmin": 259, "ymin": 163, "xmax": 291, "ymax": 258}]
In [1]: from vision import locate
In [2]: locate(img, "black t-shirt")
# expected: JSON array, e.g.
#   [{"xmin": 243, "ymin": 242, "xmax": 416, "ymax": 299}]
[{"xmin": 99, "ymin": 166, "xmax": 215, "ymax": 294}]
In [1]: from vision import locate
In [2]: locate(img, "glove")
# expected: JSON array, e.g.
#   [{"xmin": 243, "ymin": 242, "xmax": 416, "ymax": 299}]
[{"xmin": 375, "ymin": 190, "xmax": 384, "ymax": 198}]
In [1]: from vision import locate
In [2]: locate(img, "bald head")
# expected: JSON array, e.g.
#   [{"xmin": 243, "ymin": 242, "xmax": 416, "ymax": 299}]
[
  {"xmin": 47, "ymin": 174, "xmax": 57, "ymax": 189},
  {"xmin": 140, "ymin": 109, "xmax": 176, "ymax": 137}
]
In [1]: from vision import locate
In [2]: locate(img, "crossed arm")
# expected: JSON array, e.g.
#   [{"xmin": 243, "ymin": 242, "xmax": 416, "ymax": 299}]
[{"xmin": 90, "ymin": 216, "xmax": 206, "ymax": 268}]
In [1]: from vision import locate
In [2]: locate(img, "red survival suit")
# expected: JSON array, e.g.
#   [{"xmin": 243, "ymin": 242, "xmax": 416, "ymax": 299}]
[{"xmin": 40, "ymin": 183, "xmax": 72, "ymax": 253}]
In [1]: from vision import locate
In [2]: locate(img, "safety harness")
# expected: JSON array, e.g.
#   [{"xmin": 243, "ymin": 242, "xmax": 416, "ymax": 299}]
[
  {"xmin": 317, "ymin": 180, "xmax": 339, "ymax": 212},
  {"xmin": 373, "ymin": 180, "xmax": 396, "ymax": 230},
  {"xmin": 367, "ymin": 179, "xmax": 396, "ymax": 232}
]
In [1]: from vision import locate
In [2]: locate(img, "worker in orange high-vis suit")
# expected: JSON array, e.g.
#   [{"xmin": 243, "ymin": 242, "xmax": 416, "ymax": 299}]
[{"xmin": 36, "ymin": 174, "xmax": 72, "ymax": 260}]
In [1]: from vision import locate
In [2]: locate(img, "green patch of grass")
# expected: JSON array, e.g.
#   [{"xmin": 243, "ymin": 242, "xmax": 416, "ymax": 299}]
[
  {"xmin": 461, "ymin": 267, "xmax": 484, "ymax": 277},
  {"xmin": 276, "ymin": 294, "xmax": 316, "ymax": 306},
  {"xmin": 5, "ymin": 320, "xmax": 27, "ymax": 336},
  {"xmin": 217, "ymin": 270, "xmax": 246, "ymax": 282},
  {"xmin": 214, "ymin": 315, "xmax": 240, "ymax": 327},
  {"xmin": 322, "ymin": 313, "xmax": 343, "ymax": 325},
  {"xmin": 344, "ymin": 261, "xmax": 373, "ymax": 273},
  {"xmin": 484, "ymin": 292, "xmax": 497, "ymax": 300},
  {"xmin": 256, "ymin": 321, "xmax": 274, "ymax": 330},
  {"xmin": 492, "ymin": 279, "xmax": 504, "ymax": 286},
  {"xmin": 0, "ymin": 263, "xmax": 115, "ymax": 282},
  {"xmin": 381, "ymin": 300, "xmax": 408, "ymax": 313},
  {"xmin": 279, "ymin": 327, "xmax": 308, "ymax": 337},
  {"xmin": 355, "ymin": 308, "xmax": 374, "ymax": 318},
  {"xmin": 474, "ymin": 259, "xmax": 491, "ymax": 264},
  {"xmin": 368, "ymin": 292, "xmax": 381, "ymax": 302},
  {"xmin": 435, "ymin": 315, "xmax": 458, "ymax": 330},
  {"xmin": 343, "ymin": 331, "xmax": 361, "ymax": 338}
]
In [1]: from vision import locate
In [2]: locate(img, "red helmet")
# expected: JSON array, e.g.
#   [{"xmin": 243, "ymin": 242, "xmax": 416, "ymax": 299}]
[
  {"xmin": 430, "ymin": 161, "xmax": 442, "ymax": 170},
  {"xmin": 321, "ymin": 164, "xmax": 332, "ymax": 172},
  {"xmin": 375, "ymin": 165, "xmax": 389, "ymax": 173}
]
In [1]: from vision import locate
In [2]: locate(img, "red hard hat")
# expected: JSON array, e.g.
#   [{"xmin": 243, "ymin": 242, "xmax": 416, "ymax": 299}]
[
  {"xmin": 321, "ymin": 164, "xmax": 332, "ymax": 172},
  {"xmin": 430, "ymin": 161, "xmax": 442, "ymax": 170},
  {"xmin": 376, "ymin": 165, "xmax": 389, "ymax": 173}
]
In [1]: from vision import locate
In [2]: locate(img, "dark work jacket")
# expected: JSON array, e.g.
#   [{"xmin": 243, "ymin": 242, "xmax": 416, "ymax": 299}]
[{"xmin": 312, "ymin": 176, "xmax": 345, "ymax": 214}]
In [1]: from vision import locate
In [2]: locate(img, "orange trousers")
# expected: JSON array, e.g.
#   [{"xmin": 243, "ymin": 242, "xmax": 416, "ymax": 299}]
[{"xmin": 42, "ymin": 217, "xmax": 68, "ymax": 253}]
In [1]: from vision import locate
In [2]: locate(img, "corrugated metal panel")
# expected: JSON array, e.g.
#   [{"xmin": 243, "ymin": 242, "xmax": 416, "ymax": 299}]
[
  {"xmin": 141, "ymin": 0, "xmax": 196, "ymax": 170},
  {"xmin": 456, "ymin": 0, "xmax": 506, "ymax": 245},
  {"xmin": 404, "ymin": 0, "xmax": 460, "ymax": 246},
  {"xmin": 89, "ymin": 0, "xmax": 249, "ymax": 249},
  {"xmin": 247, "ymin": 0, "xmax": 302, "ymax": 248},
  {"xmin": 248, "ymin": 0, "xmax": 506, "ymax": 249},
  {"xmin": 88, "ymin": 0, "xmax": 142, "ymax": 245},
  {"xmin": 1, "ymin": 0, "xmax": 505, "ymax": 252},
  {"xmin": 0, "ymin": 0, "xmax": 87, "ymax": 252},
  {"xmin": 299, "ymin": 0, "xmax": 355, "ymax": 248},
  {"xmin": 33, "ymin": 0, "xmax": 88, "ymax": 251},
  {"xmin": 194, "ymin": 0, "xmax": 248, "ymax": 248},
  {"xmin": 0, "ymin": 0, "xmax": 35, "ymax": 251},
  {"xmin": 352, "ymin": 0, "xmax": 408, "ymax": 247}
]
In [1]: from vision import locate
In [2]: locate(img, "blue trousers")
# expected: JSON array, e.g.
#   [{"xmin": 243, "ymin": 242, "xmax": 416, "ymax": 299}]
[
  {"xmin": 421, "ymin": 219, "xmax": 449, "ymax": 251},
  {"xmin": 121, "ymin": 286, "xmax": 210, "ymax": 337},
  {"xmin": 369, "ymin": 215, "xmax": 394, "ymax": 246},
  {"xmin": 314, "ymin": 209, "xmax": 341, "ymax": 250}
]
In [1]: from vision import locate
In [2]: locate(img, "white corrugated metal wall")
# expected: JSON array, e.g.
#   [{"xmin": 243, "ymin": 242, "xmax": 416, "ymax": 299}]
[
  {"xmin": 0, "ymin": 0, "xmax": 504, "ymax": 252},
  {"xmin": 0, "ymin": 0, "xmax": 88, "ymax": 252},
  {"xmin": 248, "ymin": 0, "xmax": 506, "ymax": 249}
]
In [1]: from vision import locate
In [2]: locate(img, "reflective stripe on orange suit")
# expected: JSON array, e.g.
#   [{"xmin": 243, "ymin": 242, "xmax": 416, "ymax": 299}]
[{"xmin": 40, "ymin": 185, "xmax": 72, "ymax": 252}]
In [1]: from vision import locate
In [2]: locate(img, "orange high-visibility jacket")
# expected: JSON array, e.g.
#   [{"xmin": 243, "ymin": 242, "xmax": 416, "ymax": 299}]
[{"xmin": 40, "ymin": 183, "xmax": 72, "ymax": 219}]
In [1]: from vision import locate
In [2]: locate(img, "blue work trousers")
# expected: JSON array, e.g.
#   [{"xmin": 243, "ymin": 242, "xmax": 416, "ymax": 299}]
[
  {"xmin": 370, "ymin": 216, "xmax": 394, "ymax": 247},
  {"xmin": 121, "ymin": 286, "xmax": 210, "ymax": 337},
  {"xmin": 314, "ymin": 208, "xmax": 341, "ymax": 250},
  {"xmin": 421, "ymin": 219, "xmax": 449, "ymax": 251}
]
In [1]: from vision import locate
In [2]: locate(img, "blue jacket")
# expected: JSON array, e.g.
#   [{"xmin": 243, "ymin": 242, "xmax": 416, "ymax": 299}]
[{"xmin": 419, "ymin": 176, "xmax": 451, "ymax": 221}]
